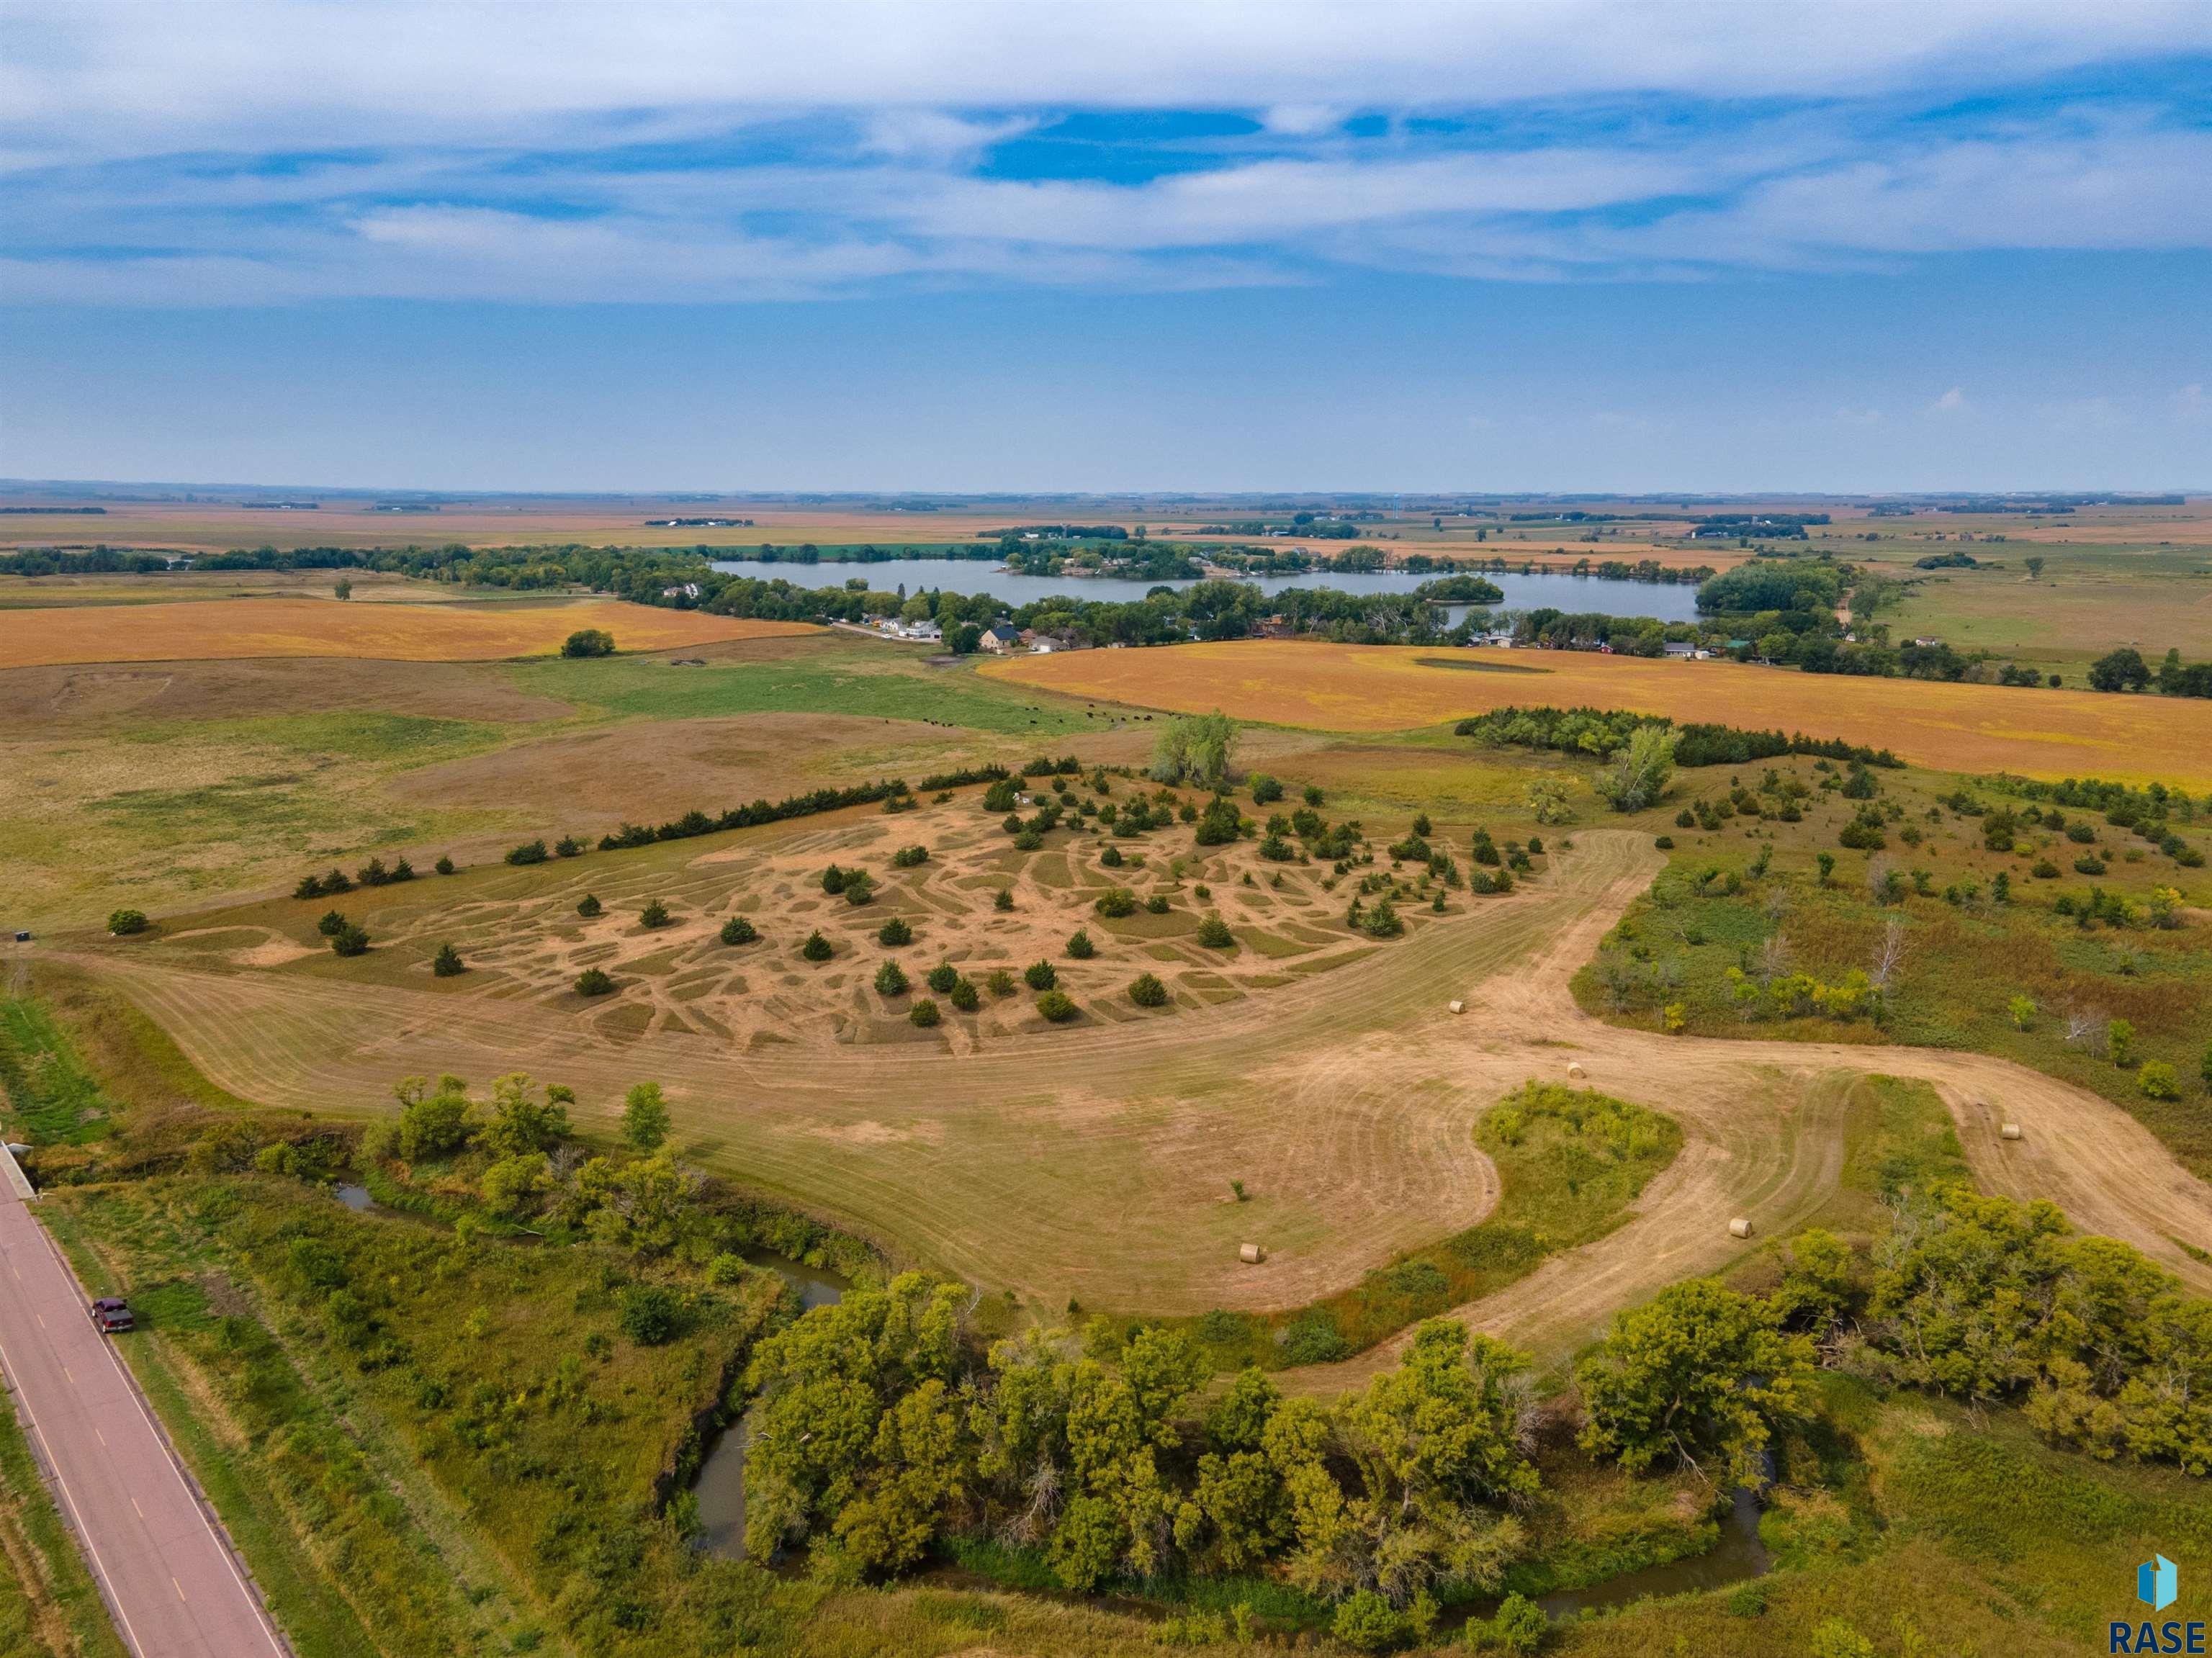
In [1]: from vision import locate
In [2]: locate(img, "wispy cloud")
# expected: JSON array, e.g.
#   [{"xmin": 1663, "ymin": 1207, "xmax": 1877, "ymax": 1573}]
[{"xmin": 2, "ymin": 1, "xmax": 2208, "ymax": 305}]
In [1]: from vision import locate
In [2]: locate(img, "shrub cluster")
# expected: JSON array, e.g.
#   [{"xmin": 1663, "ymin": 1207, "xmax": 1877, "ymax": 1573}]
[
  {"xmin": 1457, "ymin": 704, "xmax": 1901, "ymax": 769},
  {"xmin": 294, "ymin": 855, "xmax": 416, "ymax": 898}
]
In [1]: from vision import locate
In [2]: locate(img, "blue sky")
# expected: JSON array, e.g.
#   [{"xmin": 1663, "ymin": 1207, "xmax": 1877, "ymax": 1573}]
[{"xmin": 2, "ymin": 1, "xmax": 2208, "ymax": 492}]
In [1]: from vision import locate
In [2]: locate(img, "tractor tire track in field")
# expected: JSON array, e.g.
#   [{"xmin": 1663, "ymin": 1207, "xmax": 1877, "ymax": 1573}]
[{"xmin": 62, "ymin": 831, "xmax": 2212, "ymax": 1392}]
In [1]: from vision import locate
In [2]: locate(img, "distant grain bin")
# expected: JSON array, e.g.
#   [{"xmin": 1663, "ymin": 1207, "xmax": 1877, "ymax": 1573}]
[
  {"xmin": 2000, "ymin": 1122, "xmax": 2023, "ymax": 1141},
  {"xmin": 1728, "ymin": 1217, "xmax": 1753, "ymax": 1239},
  {"xmin": 1567, "ymin": 1062, "xmax": 1587, "ymax": 1080},
  {"xmin": 1448, "ymin": 999, "xmax": 1465, "ymax": 1015},
  {"xmin": 1238, "ymin": 1243, "xmax": 1264, "ymax": 1265}
]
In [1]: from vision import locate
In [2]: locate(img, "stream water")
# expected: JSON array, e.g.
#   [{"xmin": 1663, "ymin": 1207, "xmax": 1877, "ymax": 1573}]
[
  {"xmin": 691, "ymin": 1255, "xmax": 851, "ymax": 1559},
  {"xmin": 1534, "ymin": 1485, "xmax": 1768, "ymax": 1618}
]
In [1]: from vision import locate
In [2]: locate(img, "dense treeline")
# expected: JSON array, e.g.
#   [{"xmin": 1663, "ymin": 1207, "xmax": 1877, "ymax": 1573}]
[
  {"xmin": 1848, "ymin": 1188, "xmax": 2212, "ymax": 1474},
  {"xmin": 1409, "ymin": 575, "xmax": 1506, "ymax": 603},
  {"xmin": 2087, "ymin": 646, "xmax": 2212, "ymax": 698},
  {"xmin": 696, "ymin": 571, "xmax": 1484, "ymax": 647},
  {"xmin": 1209, "ymin": 544, "xmax": 1389, "ymax": 575},
  {"xmin": 1983, "ymin": 772, "xmax": 2199, "ymax": 824},
  {"xmin": 997, "ymin": 536, "xmax": 1206, "ymax": 580},
  {"xmin": 1399, "ymin": 554, "xmax": 1716, "ymax": 584},
  {"xmin": 724, "ymin": 542, "xmax": 1002, "ymax": 564},
  {"xmin": 0, "ymin": 540, "xmax": 709, "ymax": 591},
  {"xmin": 738, "ymin": 1174, "xmax": 2211, "ymax": 1640},
  {"xmin": 0, "ymin": 544, "xmax": 176, "ymax": 575},
  {"xmin": 1455, "ymin": 706, "xmax": 1902, "ymax": 769}
]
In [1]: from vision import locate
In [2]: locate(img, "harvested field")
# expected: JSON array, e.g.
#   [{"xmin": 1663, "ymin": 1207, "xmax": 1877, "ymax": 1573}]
[
  {"xmin": 0, "ymin": 567, "xmax": 508, "ymax": 609},
  {"xmin": 386, "ymin": 712, "xmax": 1004, "ymax": 827},
  {"xmin": 0, "ymin": 634, "xmax": 1146, "ymax": 932},
  {"xmin": 100, "ymin": 780, "xmax": 1456, "ymax": 1052},
  {"xmin": 985, "ymin": 640, "xmax": 2212, "ymax": 790},
  {"xmin": 0, "ymin": 597, "xmax": 814, "ymax": 668},
  {"xmin": 58, "ymin": 829, "xmax": 2212, "ymax": 1351},
  {"xmin": 0, "ymin": 656, "xmax": 570, "ymax": 729}
]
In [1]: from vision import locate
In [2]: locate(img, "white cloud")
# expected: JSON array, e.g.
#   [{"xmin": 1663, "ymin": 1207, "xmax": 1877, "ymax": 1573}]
[
  {"xmin": 7, "ymin": 1, "xmax": 2209, "ymax": 161},
  {"xmin": 1930, "ymin": 387, "xmax": 1967, "ymax": 413},
  {"xmin": 1259, "ymin": 104, "xmax": 1344, "ymax": 138},
  {"xmin": 861, "ymin": 111, "xmax": 1038, "ymax": 163},
  {"xmin": 4, "ymin": 1, "xmax": 2209, "ymax": 305},
  {"xmin": 2175, "ymin": 383, "xmax": 2208, "ymax": 419}
]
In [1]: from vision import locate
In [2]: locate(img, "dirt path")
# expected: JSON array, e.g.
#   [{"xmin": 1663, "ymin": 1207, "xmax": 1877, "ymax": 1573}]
[
  {"xmin": 55, "ymin": 832, "xmax": 2212, "ymax": 1385},
  {"xmin": 1290, "ymin": 842, "xmax": 2212, "ymax": 1387}
]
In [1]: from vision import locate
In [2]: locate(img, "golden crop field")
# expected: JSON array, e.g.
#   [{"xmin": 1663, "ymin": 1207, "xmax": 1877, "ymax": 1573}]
[
  {"xmin": 0, "ymin": 598, "xmax": 814, "ymax": 668},
  {"xmin": 984, "ymin": 639, "xmax": 2212, "ymax": 790}
]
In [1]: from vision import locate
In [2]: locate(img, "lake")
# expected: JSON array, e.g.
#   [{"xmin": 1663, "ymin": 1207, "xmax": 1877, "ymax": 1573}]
[{"xmin": 709, "ymin": 557, "xmax": 1702, "ymax": 623}]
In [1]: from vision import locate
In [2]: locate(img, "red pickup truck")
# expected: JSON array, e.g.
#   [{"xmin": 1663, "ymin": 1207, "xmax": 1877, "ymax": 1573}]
[{"xmin": 89, "ymin": 1297, "xmax": 132, "ymax": 1334}]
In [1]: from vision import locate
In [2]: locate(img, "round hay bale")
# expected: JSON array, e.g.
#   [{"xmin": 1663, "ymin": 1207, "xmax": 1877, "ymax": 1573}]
[
  {"xmin": 1727, "ymin": 1217, "xmax": 1753, "ymax": 1240},
  {"xmin": 1447, "ymin": 999, "xmax": 1465, "ymax": 1015},
  {"xmin": 1238, "ymin": 1243, "xmax": 1264, "ymax": 1265},
  {"xmin": 1566, "ymin": 1061, "xmax": 1587, "ymax": 1080},
  {"xmin": 2000, "ymin": 1122, "xmax": 2023, "ymax": 1142}
]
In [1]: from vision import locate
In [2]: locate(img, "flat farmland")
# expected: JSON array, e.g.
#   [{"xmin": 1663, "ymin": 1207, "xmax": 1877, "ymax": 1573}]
[
  {"xmin": 0, "ymin": 632, "xmax": 1119, "ymax": 932},
  {"xmin": 0, "ymin": 596, "xmax": 814, "ymax": 668},
  {"xmin": 985, "ymin": 640, "xmax": 2212, "ymax": 790},
  {"xmin": 125, "ymin": 780, "xmax": 1436, "ymax": 1053},
  {"xmin": 62, "ymin": 826, "xmax": 2212, "ymax": 1338},
  {"xmin": 0, "ymin": 500, "xmax": 1040, "ymax": 554},
  {"xmin": 0, "ymin": 567, "xmax": 536, "ymax": 609}
]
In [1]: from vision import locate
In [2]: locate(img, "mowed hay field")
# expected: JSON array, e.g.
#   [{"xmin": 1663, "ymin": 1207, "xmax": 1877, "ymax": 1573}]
[
  {"xmin": 67, "ymin": 823, "xmax": 2212, "ymax": 1335},
  {"xmin": 986, "ymin": 640, "xmax": 2212, "ymax": 791},
  {"xmin": 0, "ymin": 596, "xmax": 814, "ymax": 668},
  {"xmin": 125, "ymin": 782, "xmax": 1437, "ymax": 1053}
]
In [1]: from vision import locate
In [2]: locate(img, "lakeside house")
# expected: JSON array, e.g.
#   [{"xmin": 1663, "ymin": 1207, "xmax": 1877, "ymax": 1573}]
[{"xmin": 979, "ymin": 623, "xmax": 1023, "ymax": 653}]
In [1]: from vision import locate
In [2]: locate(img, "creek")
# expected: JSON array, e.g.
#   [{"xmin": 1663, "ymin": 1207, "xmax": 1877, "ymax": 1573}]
[{"xmin": 690, "ymin": 1253, "xmax": 850, "ymax": 1560}]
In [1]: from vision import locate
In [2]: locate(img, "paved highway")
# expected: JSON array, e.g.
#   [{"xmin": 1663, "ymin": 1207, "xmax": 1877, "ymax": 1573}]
[{"xmin": 0, "ymin": 1149, "xmax": 290, "ymax": 1658}]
